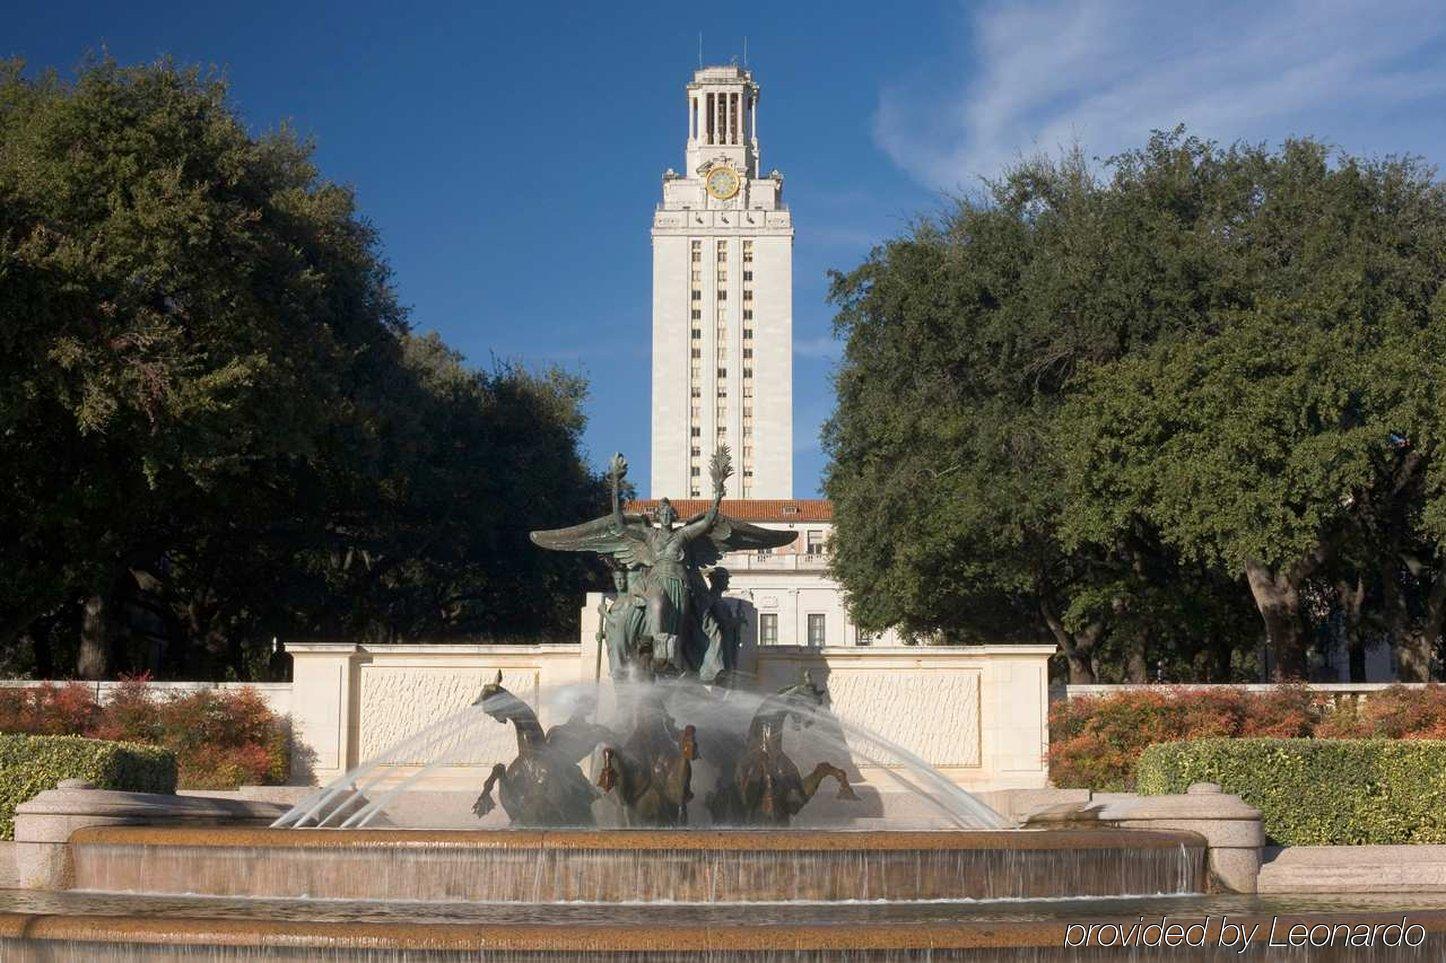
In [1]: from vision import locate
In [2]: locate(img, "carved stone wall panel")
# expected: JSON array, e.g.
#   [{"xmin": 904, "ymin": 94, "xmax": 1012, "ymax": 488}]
[
  {"xmin": 763, "ymin": 666, "xmax": 982, "ymax": 770},
  {"xmin": 357, "ymin": 666, "xmax": 540, "ymax": 766}
]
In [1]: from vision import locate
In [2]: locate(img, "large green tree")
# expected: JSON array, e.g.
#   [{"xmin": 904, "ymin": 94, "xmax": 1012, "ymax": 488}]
[
  {"xmin": 0, "ymin": 57, "xmax": 602, "ymax": 679},
  {"xmin": 825, "ymin": 130, "xmax": 1446, "ymax": 682}
]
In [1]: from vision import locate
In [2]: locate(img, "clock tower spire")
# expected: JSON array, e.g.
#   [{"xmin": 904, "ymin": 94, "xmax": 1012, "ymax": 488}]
[{"xmin": 650, "ymin": 66, "xmax": 793, "ymax": 500}]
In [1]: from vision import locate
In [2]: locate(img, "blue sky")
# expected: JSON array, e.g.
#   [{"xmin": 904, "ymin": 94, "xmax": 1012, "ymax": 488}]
[{"xmin": 11, "ymin": 1, "xmax": 1446, "ymax": 495}]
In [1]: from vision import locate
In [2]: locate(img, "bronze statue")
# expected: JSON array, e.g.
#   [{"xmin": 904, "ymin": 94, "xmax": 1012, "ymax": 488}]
[
  {"xmin": 531, "ymin": 449, "xmax": 794, "ymax": 680},
  {"xmin": 697, "ymin": 567, "xmax": 745, "ymax": 685},
  {"xmin": 470, "ymin": 672, "xmax": 612, "ymax": 827},
  {"xmin": 594, "ymin": 687, "xmax": 699, "ymax": 826},
  {"xmin": 600, "ymin": 566, "xmax": 647, "ymax": 680},
  {"xmin": 706, "ymin": 671, "xmax": 857, "ymax": 826}
]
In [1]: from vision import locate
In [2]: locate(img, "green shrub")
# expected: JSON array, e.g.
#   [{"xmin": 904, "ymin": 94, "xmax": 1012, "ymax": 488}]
[
  {"xmin": 1135, "ymin": 738, "xmax": 1446, "ymax": 845},
  {"xmin": 0, "ymin": 733, "xmax": 176, "ymax": 839}
]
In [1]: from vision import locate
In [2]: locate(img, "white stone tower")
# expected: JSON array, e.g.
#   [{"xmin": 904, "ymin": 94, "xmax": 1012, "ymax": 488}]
[{"xmin": 650, "ymin": 65, "xmax": 793, "ymax": 499}]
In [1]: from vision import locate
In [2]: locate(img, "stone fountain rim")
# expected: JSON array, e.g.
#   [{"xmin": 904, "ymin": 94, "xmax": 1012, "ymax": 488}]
[{"xmin": 68, "ymin": 825, "xmax": 1205, "ymax": 852}]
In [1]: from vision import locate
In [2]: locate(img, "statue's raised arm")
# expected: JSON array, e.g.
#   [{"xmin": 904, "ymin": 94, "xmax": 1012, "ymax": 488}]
[{"xmin": 680, "ymin": 447, "xmax": 732, "ymax": 542}]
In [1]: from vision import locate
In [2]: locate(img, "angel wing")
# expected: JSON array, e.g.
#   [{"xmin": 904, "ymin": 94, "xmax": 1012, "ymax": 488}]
[
  {"xmin": 530, "ymin": 514, "xmax": 656, "ymax": 569},
  {"xmin": 684, "ymin": 512, "xmax": 798, "ymax": 567}
]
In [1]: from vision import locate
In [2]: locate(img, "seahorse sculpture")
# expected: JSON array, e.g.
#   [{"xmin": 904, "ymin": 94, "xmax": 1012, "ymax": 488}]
[
  {"xmin": 470, "ymin": 672, "xmax": 612, "ymax": 827},
  {"xmin": 594, "ymin": 687, "xmax": 700, "ymax": 826},
  {"xmin": 706, "ymin": 670, "xmax": 857, "ymax": 826}
]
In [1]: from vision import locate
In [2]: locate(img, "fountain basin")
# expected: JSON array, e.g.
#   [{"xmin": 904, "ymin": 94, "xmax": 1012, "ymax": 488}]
[{"xmin": 69, "ymin": 826, "xmax": 1205, "ymax": 903}]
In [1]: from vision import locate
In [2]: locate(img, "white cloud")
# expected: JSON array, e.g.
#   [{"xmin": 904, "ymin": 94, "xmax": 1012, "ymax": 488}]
[{"xmin": 875, "ymin": 0, "xmax": 1446, "ymax": 190}]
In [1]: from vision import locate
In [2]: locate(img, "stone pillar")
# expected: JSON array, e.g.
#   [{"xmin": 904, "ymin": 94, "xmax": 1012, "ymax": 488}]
[
  {"xmin": 286, "ymin": 643, "xmax": 362, "ymax": 785},
  {"xmin": 979, "ymin": 648, "xmax": 1052, "ymax": 789}
]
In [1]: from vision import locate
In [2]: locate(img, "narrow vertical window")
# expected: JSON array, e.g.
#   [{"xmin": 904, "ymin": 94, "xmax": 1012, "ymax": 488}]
[{"xmin": 760, "ymin": 613, "xmax": 779, "ymax": 645}]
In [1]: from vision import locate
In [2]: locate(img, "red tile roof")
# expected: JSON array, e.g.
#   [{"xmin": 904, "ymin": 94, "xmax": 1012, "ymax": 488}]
[{"xmin": 627, "ymin": 498, "xmax": 833, "ymax": 523}]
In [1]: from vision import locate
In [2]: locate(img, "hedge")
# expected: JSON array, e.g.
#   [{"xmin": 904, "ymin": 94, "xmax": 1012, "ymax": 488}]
[
  {"xmin": 1135, "ymin": 738, "xmax": 1446, "ymax": 846},
  {"xmin": 0, "ymin": 733, "xmax": 176, "ymax": 839}
]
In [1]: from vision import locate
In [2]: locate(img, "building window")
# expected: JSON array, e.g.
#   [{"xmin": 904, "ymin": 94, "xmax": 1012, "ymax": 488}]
[
  {"xmin": 856, "ymin": 628, "xmax": 876, "ymax": 647},
  {"xmin": 743, "ymin": 311, "xmax": 753, "ymax": 321},
  {"xmin": 690, "ymin": 466, "xmax": 700, "ymax": 477},
  {"xmin": 760, "ymin": 613, "xmax": 778, "ymax": 645},
  {"xmin": 807, "ymin": 614, "xmax": 826, "ymax": 646},
  {"xmin": 743, "ymin": 327, "xmax": 753, "ymax": 338},
  {"xmin": 691, "ymin": 290, "xmax": 701, "ymax": 301},
  {"xmin": 743, "ymin": 348, "xmax": 753, "ymax": 358},
  {"xmin": 690, "ymin": 427, "xmax": 701, "ymax": 437},
  {"xmin": 806, "ymin": 530, "xmax": 825, "ymax": 555},
  {"xmin": 743, "ymin": 271, "xmax": 753, "ymax": 281},
  {"xmin": 690, "ymin": 348, "xmax": 701, "ymax": 359},
  {"xmin": 717, "ymin": 368, "xmax": 727, "ymax": 378}
]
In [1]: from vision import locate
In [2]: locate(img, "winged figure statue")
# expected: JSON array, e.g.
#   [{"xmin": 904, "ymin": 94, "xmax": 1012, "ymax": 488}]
[{"xmin": 531, "ymin": 447, "xmax": 796, "ymax": 680}]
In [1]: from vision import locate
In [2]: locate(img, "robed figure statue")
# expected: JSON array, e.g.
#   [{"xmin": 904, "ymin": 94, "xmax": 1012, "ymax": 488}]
[{"xmin": 530, "ymin": 447, "xmax": 794, "ymax": 680}]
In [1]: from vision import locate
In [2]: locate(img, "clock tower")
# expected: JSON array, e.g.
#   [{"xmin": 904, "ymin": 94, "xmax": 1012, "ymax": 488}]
[{"xmin": 651, "ymin": 65, "xmax": 793, "ymax": 499}]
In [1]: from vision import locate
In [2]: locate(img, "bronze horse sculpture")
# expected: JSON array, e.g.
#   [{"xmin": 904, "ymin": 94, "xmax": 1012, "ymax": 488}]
[
  {"xmin": 707, "ymin": 671, "xmax": 857, "ymax": 826},
  {"xmin": 470, "ymin": 672, "xmax": 612, "ymax": 827},
  {"xmin": 594, "ymin": 687, "xmax": 701, "ymax": 826}
]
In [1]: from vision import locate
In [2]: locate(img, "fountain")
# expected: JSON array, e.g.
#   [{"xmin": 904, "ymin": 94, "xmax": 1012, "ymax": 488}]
[{"xmin": 4, "ymin": 447, "xmax": 1443, "ymax": 959}]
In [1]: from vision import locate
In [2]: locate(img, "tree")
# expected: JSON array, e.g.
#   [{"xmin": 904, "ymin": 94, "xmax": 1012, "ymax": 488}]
[
  {"xmin": 825, "ymin": 129, "xmax": 1446, "ymax": 682},
  {"xmin": 0, "ymin": 57, "xmax": 602, "ymax": 679}
]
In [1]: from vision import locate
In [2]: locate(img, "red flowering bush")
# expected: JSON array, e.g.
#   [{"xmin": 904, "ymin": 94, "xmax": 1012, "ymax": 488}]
[
  {"xmin": 1049, "ymin": 685, "xmax": 1446, "ymax": 791},
  {"xmin": 0, "ymin": 682, "xmax": 102, "ymax": 735},
  {"xmin": 0, "ymin": 679, "xmax": 287, "ymax": 789}
]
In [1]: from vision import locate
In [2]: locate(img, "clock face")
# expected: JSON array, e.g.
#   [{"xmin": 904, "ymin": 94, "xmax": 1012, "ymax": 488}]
[{"xmin": 706, "ymin": 167, "xmax": 740, "ymax": 200}]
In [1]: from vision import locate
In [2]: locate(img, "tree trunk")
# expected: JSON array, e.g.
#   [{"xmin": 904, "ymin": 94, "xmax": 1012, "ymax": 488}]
[
  {"xmin": 1040, "ymin": 600, "xmax": 1101, "ymax": 684},
  {"xmin": 1381, "ymin": 557, "xmax": 1443, "ymax": 683},
  {"xmin": 1337, "ymin": 576, "xmax": 1367, "ymax": 683},
  {"xmin": 1124, "ymin": 634, "xmax": 1149, "ymax": 683},
  {"xmin": 77, "ymin": 593, "xmax": 111, "ymax": 680},
  {"xmin": 1211, "ymin": 636, "xmax": 1235, "ymax": 681},
  {"xmin": 1243, "ymin": 558, "xmax": 1309, "ymax": 681}
]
